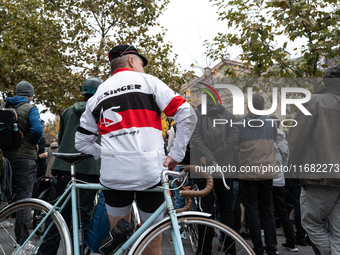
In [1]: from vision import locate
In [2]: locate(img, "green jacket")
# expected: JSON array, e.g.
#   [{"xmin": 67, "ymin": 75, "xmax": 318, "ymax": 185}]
[{"xmin": 52, "ymin": 102, "xmax": 101, "ymax": 175}]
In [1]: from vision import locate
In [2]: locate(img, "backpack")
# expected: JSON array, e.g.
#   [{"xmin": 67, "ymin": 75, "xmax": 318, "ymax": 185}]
[
  {"xmin": 173, "ymin": 123, "xmax": 190, "ymax": 164},
  {"xmin": 0, "ymin": 157, "xmax": 12, "ymax": 204},
  {"xmin": 0, "ymin": 102, "xmax": 26, "ymax": 150}
]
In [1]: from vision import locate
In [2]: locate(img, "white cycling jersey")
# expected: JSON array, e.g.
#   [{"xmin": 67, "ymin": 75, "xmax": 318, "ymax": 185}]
[{"xmin": 75, "ymin": 68, "xmax": 196, "ymax": 190}]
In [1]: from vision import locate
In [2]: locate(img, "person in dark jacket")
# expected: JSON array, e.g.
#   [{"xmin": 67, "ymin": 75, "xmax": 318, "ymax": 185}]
[
  {"xmin": 288, "ymin": 64, "xmax": 340, "ymax": 255},
  {"xmin": 191, "ymin": 94, "xmax": 239, "ymax": 255},
  {"xmin": 3, "ymin": 81, "xmax": 43, "ymax": 246},
  {"xmin": 238, "ymin": 93, "xmax": 278, "ymax": 255},
  {"xmin": 38, "ymin": 78, "xmax": 103, "ymax": 255}
]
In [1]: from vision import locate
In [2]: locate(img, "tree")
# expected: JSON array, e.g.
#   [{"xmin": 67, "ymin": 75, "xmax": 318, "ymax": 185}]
[
  {"xmin": 207, "ymin": 0, "xmax": 340, "ymax": 91},
  {"xmin": 0, "ymin": 0, "xmax": 193, "ymax": 114},
  {"xmin": 0, "ymin": 0, "xmax": 83, "ymax": 113},
  {"xmin": 44, "ymin": 117, "xmax": 60, "ymax": 144}
]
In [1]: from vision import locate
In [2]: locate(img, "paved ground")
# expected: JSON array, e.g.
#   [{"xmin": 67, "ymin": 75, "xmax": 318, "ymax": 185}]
[
  {"xmin": 88, "ymin": 227, "xmax": 314, "ymax": 254},
  {"xmin": 269, "ymin": 228, "xmax": 313, "ymax": 255}
]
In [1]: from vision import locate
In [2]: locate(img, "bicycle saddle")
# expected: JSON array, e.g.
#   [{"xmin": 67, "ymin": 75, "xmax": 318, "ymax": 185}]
[{"xmin": 52, "ymin": 152, "xmax": 93, "ymax": 164}]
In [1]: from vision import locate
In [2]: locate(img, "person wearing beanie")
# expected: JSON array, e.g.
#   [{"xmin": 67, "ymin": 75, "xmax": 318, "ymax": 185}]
[
  {"xmin": 38, "ymin": 77, "xmax": 103, "ymax": 255},
  {"xmin": 2, "ymin": 81, "xmax": 43, "ymax": 246},
  {"xmin": 16, "ymin": 81, "xmax": 35, "ymax": 97}
]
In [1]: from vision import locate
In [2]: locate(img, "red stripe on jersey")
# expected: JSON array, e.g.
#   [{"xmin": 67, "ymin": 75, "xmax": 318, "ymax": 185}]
[
  {"xmin": 112, "ymin": 68, "xmax": 132, "ymax": 76},
  {"xmin": 163, "ymin": 96, "xmax": 186, "ymax": 117},
  {"xmin": 97, "ymin": 109, "xmax": 162, "ymax": 135}
]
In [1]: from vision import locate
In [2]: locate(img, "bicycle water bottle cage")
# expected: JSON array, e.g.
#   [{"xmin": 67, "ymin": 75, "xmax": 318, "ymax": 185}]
[{"xmin": 99, "ymin": 219, "xmax": 134, "ymax": 255}]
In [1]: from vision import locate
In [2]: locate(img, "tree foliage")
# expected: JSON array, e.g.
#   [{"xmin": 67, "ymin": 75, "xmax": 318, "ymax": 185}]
[
  {"xmin": 44, "ymin": 117, "xmax": 60, "ymax": 144},
  {"xmin": 207, "ymin": 0, "xmax": 340, "ymax": 91},
  {"xmin": 0, "ymin": 0, "xmax": 193, "ymax": 114},
  {"xmin": 0, "ymin": 0, "xmax": 83, "ymax": 113}
]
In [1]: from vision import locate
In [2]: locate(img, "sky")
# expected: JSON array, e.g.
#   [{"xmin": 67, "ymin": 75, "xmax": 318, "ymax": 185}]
[{"xmin": 157, "ymin": 0, "xmax": 226, "ymax": 72}]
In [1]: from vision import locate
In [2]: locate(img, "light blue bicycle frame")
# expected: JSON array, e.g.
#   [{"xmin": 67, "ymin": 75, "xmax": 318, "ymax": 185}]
[
  {"xmin": 13, "ymin": 163, "xmax": 186, "ymax": 255},
  {"xmin": 73, "ymin": 181, "xmax": 185, "ymax": 255}
]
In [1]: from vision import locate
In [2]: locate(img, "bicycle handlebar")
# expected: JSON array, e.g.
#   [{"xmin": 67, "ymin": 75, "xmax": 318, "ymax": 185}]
[
  {"xmin": 173, "ymin": 165, "xmax": 213, "ymax": 213},
  {"xmin": 179, "ymin": 165, "xmax": 213, "ymax": 198}
]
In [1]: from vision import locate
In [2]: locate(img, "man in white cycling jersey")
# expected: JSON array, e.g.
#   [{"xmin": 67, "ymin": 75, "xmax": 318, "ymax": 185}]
[{"xmin": 75, "ymin": 44, "xmax": 196, "ymax": 254}]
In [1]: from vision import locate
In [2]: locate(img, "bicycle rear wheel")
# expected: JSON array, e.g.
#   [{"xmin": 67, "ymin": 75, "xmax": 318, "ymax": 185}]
[
  {"xmin": 0, "ymin": 199, "xmax": 72, "ymax": 255},
  {"xmin": 133, "ymin": 216, "xmax": 255, "ymax": 255}
]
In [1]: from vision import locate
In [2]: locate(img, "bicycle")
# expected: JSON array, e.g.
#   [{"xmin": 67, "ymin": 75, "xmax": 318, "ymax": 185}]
[{"xmin": 0, "ymin": 152, "xmax": 255, "ymax": 255}]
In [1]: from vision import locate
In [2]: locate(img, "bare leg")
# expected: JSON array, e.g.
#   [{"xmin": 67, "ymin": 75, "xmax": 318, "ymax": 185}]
[{"xmin": 107, "ymin": 213, "xmax": 131, "ymax": 230}]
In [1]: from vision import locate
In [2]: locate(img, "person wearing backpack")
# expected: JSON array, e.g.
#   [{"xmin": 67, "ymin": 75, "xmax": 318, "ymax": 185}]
[
  {"xmin": 191, "ymin": 94, "xmax": 239, "ymax": 255},
  {"xmin": 2, "ymin": 81, "xmax": 43, "ymax": 246}
]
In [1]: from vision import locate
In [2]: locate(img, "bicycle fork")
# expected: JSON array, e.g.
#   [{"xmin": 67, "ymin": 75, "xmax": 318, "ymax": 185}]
[{"xmin": 163, "ymin": 184, "xmax": 185, "ymax": 255}]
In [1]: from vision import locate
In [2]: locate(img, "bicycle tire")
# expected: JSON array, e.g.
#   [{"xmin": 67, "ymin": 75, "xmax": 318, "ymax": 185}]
[
  {"xmin": 0, "ymin": 198, "xmax": 72, "ymax": 255},
  {"xmin": 133, "ymin": 216, "xmax": 255, "ymax": 255}
]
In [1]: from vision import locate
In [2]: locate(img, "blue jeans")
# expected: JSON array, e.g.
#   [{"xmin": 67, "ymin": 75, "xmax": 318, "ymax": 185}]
[
  {"xmin": 173, "ymin": 166, "xmax": 186, "ymax": 209},
  {"xmin": 172, "ymin": 166, "xmax": 196, "ymax": 211},
  {"xmin": 241, "ymin": 180, "xmax": 277, "ymax": 255},
  {"xmin": 7, "ymin": 157, "xmax": 37, "ymax": 244}
]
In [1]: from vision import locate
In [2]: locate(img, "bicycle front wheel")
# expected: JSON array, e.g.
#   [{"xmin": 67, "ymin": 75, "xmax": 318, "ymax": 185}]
[
  {"xmin": 134, "ymin": 216, "xmax": 255, "ymax": 255},
  {"xmin": 0, "ymin": 199, "xmax": 72, "ymax": 255}
]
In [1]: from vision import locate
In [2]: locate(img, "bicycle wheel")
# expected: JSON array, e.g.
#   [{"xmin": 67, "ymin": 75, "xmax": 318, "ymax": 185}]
[
  {"xmin": 133, "ymin": 216, "xmax": 255, "ymax": 255},
  {"xmin": 0, "ymin": 199, "xmax": 72, "ymax": 255}
]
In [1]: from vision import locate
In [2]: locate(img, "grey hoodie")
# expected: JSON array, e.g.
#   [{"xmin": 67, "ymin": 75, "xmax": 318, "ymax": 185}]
[{"xmin": 273, "ymin": 129, "xmax": 289, "ymax": 187}]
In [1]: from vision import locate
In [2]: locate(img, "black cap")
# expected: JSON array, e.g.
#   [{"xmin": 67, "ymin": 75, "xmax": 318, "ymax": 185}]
[{"xmin": 108, "ymin": 45, "xmax": 148, "ymax": 66}]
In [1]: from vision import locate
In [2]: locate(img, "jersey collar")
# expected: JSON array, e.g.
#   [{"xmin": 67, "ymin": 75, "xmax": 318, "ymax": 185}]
[{"xmin": 113, "ymin": 68, "xmax": 132, "ymax": 75}]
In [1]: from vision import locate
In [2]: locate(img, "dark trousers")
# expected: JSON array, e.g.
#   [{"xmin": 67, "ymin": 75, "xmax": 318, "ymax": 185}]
[
  {"xmin": 38, "ymin": 173, "xmax": 99, "ymax": 255},
  {"xmin": 7, "ymin": 157, "xmax": 37, "ymax": 244},
  {"xmin": 272, "ymin": 186, "xmax": 295, "ymax": 245},
  {"xmin": 241, "ymin": 180, "xmax": 277, "ymax": 255},
  {"xmin": 285, "ymin": 179, "xmax": 305, "ymax": 242},
  {"xmin": 233, "ymin": 180, "xmax": 242, "ymax": 231},
  {"xmin": 195, "ymin": 178, "xmax": 234, "ymax": 255}
]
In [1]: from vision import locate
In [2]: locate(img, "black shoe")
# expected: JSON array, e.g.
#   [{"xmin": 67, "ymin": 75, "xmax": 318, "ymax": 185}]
[
  {"xmin": 240, "ymin": 231, "xmax": 251, "ymax": 239},
  {"xmin": 281, "ymin": 243, "xmax": 299, "ymax": 252},
  {"xmin": 264, "ymin": 246, "xmax": 278, "ymax": 255},
  {"xmin": 296, "ymin": 237, "xmax": 307, "ymax": 246}
]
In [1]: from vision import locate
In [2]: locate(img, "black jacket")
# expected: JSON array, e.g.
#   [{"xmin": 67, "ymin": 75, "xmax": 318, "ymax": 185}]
[{"xmin": 191, "ymin": 102, "xmax": 239, "ymax": 167}]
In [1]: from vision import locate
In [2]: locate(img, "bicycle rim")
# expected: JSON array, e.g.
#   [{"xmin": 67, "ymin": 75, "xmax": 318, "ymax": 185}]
[
  {"xmin": 134, "ymin": 216, "xmax": 255, "ymax": 255},
  {"xmin": 0, "ymin": 200, "xmax": 71, "ymax": 255}
]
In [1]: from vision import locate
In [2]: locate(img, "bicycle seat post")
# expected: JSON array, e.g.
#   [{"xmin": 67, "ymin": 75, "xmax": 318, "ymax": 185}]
[{"xmin": 70, "ymin": 162, "xmax": 77, "ymax": 181}]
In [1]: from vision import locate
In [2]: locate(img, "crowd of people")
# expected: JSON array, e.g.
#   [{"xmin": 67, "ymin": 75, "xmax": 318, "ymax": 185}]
[{"xmin": 0, "ymin": 45, "xmax": 339, "ymax": 255}]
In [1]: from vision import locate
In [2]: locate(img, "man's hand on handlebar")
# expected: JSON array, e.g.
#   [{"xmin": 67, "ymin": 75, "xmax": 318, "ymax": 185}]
[{"xmin": 163, "ymin": 156, "xmax": 179, "ymax": 170}]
